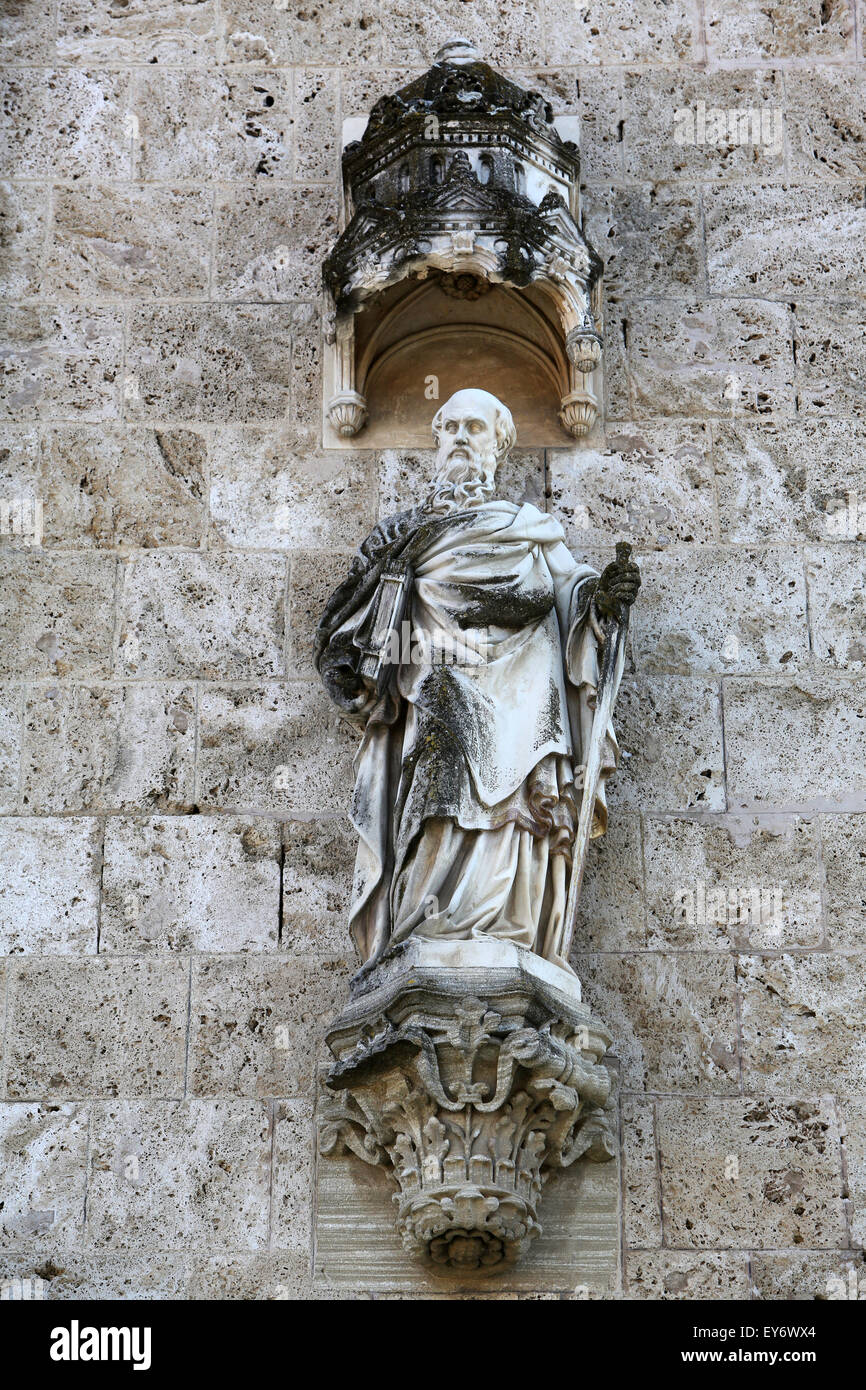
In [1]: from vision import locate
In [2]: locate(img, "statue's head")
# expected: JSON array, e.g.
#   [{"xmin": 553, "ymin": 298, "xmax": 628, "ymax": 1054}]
[{"xmin": 428, "ymin": 389, "xmax": 516, "ymax": 513}]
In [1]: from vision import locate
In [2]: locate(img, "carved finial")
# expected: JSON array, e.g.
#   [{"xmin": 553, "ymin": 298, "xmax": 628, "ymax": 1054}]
[{"xmin": 434, "ymin": 36, "xmax": 481, "ymax": 65}]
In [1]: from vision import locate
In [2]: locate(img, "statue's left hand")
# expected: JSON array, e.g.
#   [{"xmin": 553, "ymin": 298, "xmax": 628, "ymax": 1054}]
[{"xmin": 593, "ymin": 549, "xmax": 641, "ymax": 626}]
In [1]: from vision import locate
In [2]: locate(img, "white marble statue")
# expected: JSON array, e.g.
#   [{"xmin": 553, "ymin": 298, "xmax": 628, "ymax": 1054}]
[{"xmin": 314, "ymin": 388, "xmax": 640, "ymax": 975}]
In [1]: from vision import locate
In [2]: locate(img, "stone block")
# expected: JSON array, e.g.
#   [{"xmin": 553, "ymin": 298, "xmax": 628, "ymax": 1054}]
[
  {"xmin": 0, "ymin": 552, "xmax": 116, "ymax": 679},
  {"xmin": 633, "ymin": 547, "xmax": 808, "ymax": 675},
  {"xmin": 821, "ymin": 814, "xmax": 866, "ymax": 948},
  {"xmin": 542, "ymin": 0, "xmax": 699, "ymax": 65},
  {"xmin": 0, "ymin": 307, "xmax": 122, "ymax": 421},
  {"xmin": 126, "ymin": 305, "xmax": 295, "ymax": 423},
  {"xmin": 795, "ymin": 299, "xmax": 866, "ymax": 420},
  {"xmin": 0, "ymin": 0, "xmax": 56, "ymax": 62},
  {"xmin": 293, "ymin": 70, "xmax": 339, "ymax": 182},
  {"xmin": 806, "ymin": 545, "xmax": 866, "ymax": 670},
  {"xmin": 117, "ymin": 552, "xmax": 286, "ymax": 680},
  {"xmin": 86, "ymin": 1099, "xmax": 272, "ymax": 1249},
  {"xmin": 0, "ymin": 816, "xmax": 101, "ymax": 955},
  {"xmin": 380, "ymin": 0, "xmax": 544, "ymax": 67},
  {"xmin": 215, "ymin": 185, "xmax": 338, "ymax": 302},
  {"xmin": 0, "ymin": 69, "xmax": 131, "ymax": 180},
  {"xmin": 0, "ymin": 182, "xmax": 46, "ymax": 299},
  {"xmin": 189, "ymin": 954, "xmax": 351, "ymax": 1098},
  {"xmin": 839, "ymin": 1096, "xmax": 866, "ymax": 1246},
  {"xmin": 750, "ymin": 1249, "xmax": 866, "ymax": 1301},
  {"xmin": 606, "ymin": 674, "xmax": 725, "ymax": 813},
  {"xmin": 4, "ymin": 957, "xmax": 189, "ymax": 1099},
  {"xmin": 34, "ymin": 426, "xmax": 206, "ymax": 550},
  {"xmin": 618, "ymin": 299, "xmax": 795, "ymax": 420},
  {"xmin": 704, "ymin": 0, "xmax": 854, "ymax": 61},
  {"xmin": 626, "ymin": 1251, "xmax": 750, "ymax": 1300},
  {"xmin": 197, "ymin": 682, "xmax": 357, "ymax": 816},
  {"xmin": 621, "ymin": 1096, "xmax": 662, "ymax": 1248},
  {"xmin": 57, "ymin": 0, "xmax": 220, "ymax": 64},
  {"xmin": 712, "ymin": 418, "xmax": 866, "ymax": 544},
  {"xmin": 281, "ymin": 818, "xmax": 356, "ymax": 958},
  {"xmin": 0, "ymin": 1102, "xmax": 89, "ymax": 1249},
  {"xmin": 723, "ymin": 677, "xmax": 866, "ymax": 812},
  {"xmin": 289, "ymin": 551, "xmax": 355, "ymax": 678},
  {"xmin": 621, "ymin": 68, "xmax": 785, "ymax": 183},
  {"xmin": 46, "ymin": 185, "xmax": 211, "ymax": 302},
  {"xmin": 656, "ymin": 1097, "xmax": 846, "ymax": 1248},
  {"xmin": 100, "ymin": 815, "xmax": 280, "ymax": 953},
  {"xmin": 786, "ymin": 69, "xmax": 866, "ymax": 181},
  {"xmin": 584, "ymin": 186, "xmax": 701, "ymax": 300},
  {"xmin": 737, "ymin": 953, "xmax": 866, "ymax": 1096},
  {"xmin": 186, "ymin": 1253, "xmax": 309, "ymax": 1300},
  {"xmin": 0, "ymin": 686, "xmax": 21, "ymax": 812},
  {"xmin": 644, "ymin": 814, "xmax": 822, "ymax": 950},
  {"xmin": 547, "ymin": 423, "xmax": 714, "ymax": 550},
  {"xmin": 222, "ymin": 0, "xmax": 382, "ymax": 65},
  {"xmin": 570, "ymin": 814, "xmax": 645, "ymax": 952},
  {"xmin": 272, "ymin": 1099, "xmax": 314, "ymax": 1253},
  {"xmin": 134, "ymin": 70, "xmax": 293, "ymax": 181},
  {"xmin": 575, "ymin": 952, "xmax": 740, "ymax": 1093},
  {"xmin": 0, "ymin": 1250, "xmax": 188, "ymax": 1300},
  {"xmin": 22, "ymin": 684, "xmax": 196, "ymax": 815},
  {"xmin": 706, "ymin": 184, "xmax": 866, "ymax": 300}
]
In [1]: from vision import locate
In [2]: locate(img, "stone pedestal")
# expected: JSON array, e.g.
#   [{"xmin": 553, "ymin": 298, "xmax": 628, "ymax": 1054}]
[{"xmin": 318, "ymin": 940, "xmax": 616, "ymax": 1274}]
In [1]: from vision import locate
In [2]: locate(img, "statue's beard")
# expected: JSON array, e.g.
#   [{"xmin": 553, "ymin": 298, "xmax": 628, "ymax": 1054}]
[{"xmin": 426, "ymin": 449, "xmax": 497, "ymax": 514}]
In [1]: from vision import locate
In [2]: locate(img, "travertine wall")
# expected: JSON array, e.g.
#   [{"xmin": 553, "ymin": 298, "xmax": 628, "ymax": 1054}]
[{"xmin": 1, "ymin": 0, "xmax": 865, "ymax": 1301}]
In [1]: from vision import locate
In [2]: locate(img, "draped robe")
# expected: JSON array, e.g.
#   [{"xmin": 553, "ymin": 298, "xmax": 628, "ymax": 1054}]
[{"xmin": 315, "ymin": 499, "xmax": 621, "ymax": 973}]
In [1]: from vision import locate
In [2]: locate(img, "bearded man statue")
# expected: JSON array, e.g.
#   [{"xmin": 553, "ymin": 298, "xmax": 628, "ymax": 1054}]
[{"xmin": 314, "ymin": 388, "xmax": 640, "ymax": 977}]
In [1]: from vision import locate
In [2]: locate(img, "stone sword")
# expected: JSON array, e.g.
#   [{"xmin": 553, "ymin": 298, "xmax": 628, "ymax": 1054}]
[{"xmin": 560, "ymin": 540, "xmax": 633, "ymax": 963}]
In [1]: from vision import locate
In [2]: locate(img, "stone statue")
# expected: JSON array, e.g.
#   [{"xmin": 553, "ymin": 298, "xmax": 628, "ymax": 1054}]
[
  {"xmin": 314, "ymin": 387, "xmax": 640, "ymax": 976},
  {"xmin": 314, "ymin": 388, "xmax": 640, "ymax": 1272}
]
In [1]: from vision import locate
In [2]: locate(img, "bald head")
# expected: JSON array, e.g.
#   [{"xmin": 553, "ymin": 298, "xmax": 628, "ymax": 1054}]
[{"xmin": 427, "ymin": 389, "xmax": 516, "ymax": 514}]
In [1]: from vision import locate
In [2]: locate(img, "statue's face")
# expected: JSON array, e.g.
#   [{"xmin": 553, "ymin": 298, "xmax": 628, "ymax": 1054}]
[{"xmin": 435, "ymin": 394, "xmax": 499, "ymax": 471}]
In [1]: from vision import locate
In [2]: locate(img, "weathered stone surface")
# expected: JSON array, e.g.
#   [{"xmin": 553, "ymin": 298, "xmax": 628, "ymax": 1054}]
[
  {"xmin": 216, "ymin": 185, "xmax": 338, "ymax": 302},
  {"xmin": 101, "ymin": 816, "xmax": 280, "ymax": 953},
  {"xmin": 724, "ymin": 678, "xmax": 866, "ymax": 811},
  {"xmin": 46, "ymin": 185, "xmax": 211, "ymax": 301},
  {"xmin": 656, "ymin": 1097, "xmax": 846, "ymax": 1248},
  {"xmin": 0, "ymin": 552, "xmax": 116, "ymax": 679},
  {"xmin": 786, "ymin": 69, "xmax": 866, "ymax": 182},
  {"xmin": 738, "ymin": 954, "xmax": 866, "ymax": 1096},
  {"xmin": 0, "ymin": 816, "xmax": 101, "ymax": 955},
  {"xmin": 706, "ymin": 185, "xmax": 866, "ymax": 300},
  {"xmin": 381, "ymin": 0, "xmax": 544, "ymax": 67},
  {"xmin": 568, "ymin": 69, "xmax": 623, "ymax": 184},
  {"xmin": 575, "ymin": 952, "xmax": 739, "ymax": 1093},
  {"xmin": 606, "ymin": 675, "xmax": 725, "ymax": 813},
  {"xmin": 0, "ymin": 70, "xmax": 131, "ymax": 180},
  {"xmin": 571, "ymin": 814, "xmax": 645, "ymax": 952},
  {"xmin": 548, "ymin": 424, "xmax": 714, "ymax": 550},
  {"xmin": 0, "ymin": 182, "xmax": 46, "ymax": 299},
  {"xmin": 209, "ymin": 429, "xmax": 376, "ymax": 551},
  {"xmin": 293, "ymin": 70, "xmax": 339, "ymax": 182},
  {"xmin": 186, "ymin": 1253, "xmax": 309, "ymax": 1300},
  {"xmin": 281, "ymin": 818, "xmax": 356, "ymax": 957},
  {"xmin": 621, "ymin": 1097, "xmax": 662, "ymax": 1248},
  {"xmin": 222, "ymin": 0, "xmax": 381, "ymax": 65},
  {"xmin": 0, "ymin": 0, "xmax": 56, "ymax": 62},
  {"xmin": 57, "ymin": 0, "xmax": 220, "ymax": 64},
  {"xmin": 22, "ymin": 684, "xmax": 196, "ymax": 814},
  {"xmin": 0, "ymin": 1103, "xmax": 89, "ymax": 1249},
  {"xmin": 0, "ymin": 1250, "xmax": 189, "ymax": 1300},
  {"xmin": 34, "ymin": 426, "xmax": 206, "ymax": 549},
  {"xmin": 0, "ymin": 307, "xmax": 122, "ymax": 421},
  {"xmin": 795, "ymin": 300, "xmax": 866, "ymax": 420},
  {"xmin": 633, "ymin": 548, "xmax": 808, "ymax": 675},
  {"xmin": 189, "ymin": 955, "xmax": 350, "ymax": 1097},
  {"xmin": 621, "ymin": 69, "xmax": 785, "ymax": 183},
  {"xmin": 4, "ymin": 957, "xmax": 189, "ymax": 1099},
  {"xmin": 750, "ymin": 1249, "xmax": 866, "ymax": 1301},
  {"xmin": 821, "ymin": 814, "xmax": 866, "ymax": 949},
  {"xmin": 117, "ymin": 552, "xmax": 286, "ymax": 680},
  {"xmin": 272, "ymin": 1099, "xmax": 314, "ymax": 1252},
  {"xmin": 0, "ymin": 686, "xmax": 21, "ymax": 812},
  {"xmin": 198, "ymin": 682, "xmax": 357, "ymax": 816},
  {"xmin": 615, "ymin": 299, "xmax": 795, "ymax": 420},
  {"xmin": 126, "ymin": 306, "xmax": 295, "ymax": 423},
  {"xmin": 840, "ymin": 1097, "xmax": 866, "ymax": 1247},
  {"xmin": 644, "ymin": 815, "xmax": 822, "ymax": 950},
  {"xmin": 806, "ymin": 545, "xmax": 866, "ymax": 670},
  {"xmin": 712, "ymin": 419, "xmax": 866, "ymax": 544},
  {"xmin": 543, "ymin": 0, "xmax": 698, "ymax": 65},
  {"xmin": 704, "ymin": 0, "xmax": 854, "ymax": 60},
  {"xmin": 289, "ymin": 551, "xmax": 354, "ymax": 678},
  {"xmin": 134, "ymin": 70, "xmax": 293, "ymax": 181},
  {"xmin": 626, "ymin": 1251, "xmax": 750, "ymax": 1300},
  {"xmin": 585, "ymin": 186, "xmax": 700, "ymax": 300},
  {"xmin": 86, "ymin": 1100, "xmax": 271, "ymax": 1248}
]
